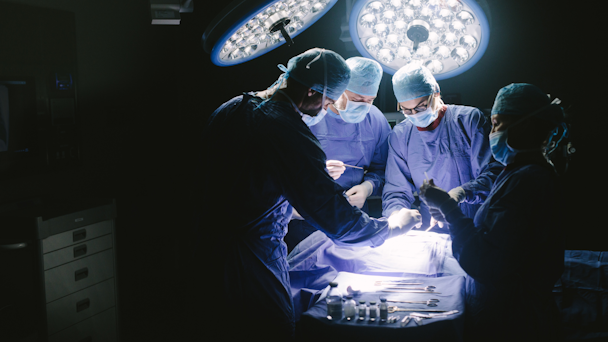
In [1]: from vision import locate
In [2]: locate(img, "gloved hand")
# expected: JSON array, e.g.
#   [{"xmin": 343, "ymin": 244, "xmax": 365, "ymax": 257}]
[
  {"xmin": 447, "ymin": 186, "xmax": 466, "ymax": 203},
  {"xmin": 345, "ymin": 181, "xmax": 373, "ymax": 209},
  {"xmin": 387, "ymin": 208, "xmax": 422, "ymax": 238},
  {"xmin": 429, "ymin": 208, "xmax": 445, "ymax": 229},
  {"xmin": 419, "ymin": 179, "xmax": 459, "ymax": 216},
  {"xmin": 326, "ymin": 160, "xmax": 346, "ymax": 180},
  {"xmin": 291, "ymin": 208, "xmax": 304, "ymax": 221}
]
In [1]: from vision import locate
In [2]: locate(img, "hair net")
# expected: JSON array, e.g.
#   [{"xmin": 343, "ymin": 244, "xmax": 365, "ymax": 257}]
[
  {"xmin": 492, "ymin": 83, "xmax": 564, "ymax": 123},
  {"xmin": 345, "ymin": 57, "xmax": 383, "ymax": 96},
  {"xmin": 392, "ymin": 64, "xmax": 440, "ymax": 103},
  {"xmin": 279, "ymin": 48, "xmax": 350, "ymax": 101}
]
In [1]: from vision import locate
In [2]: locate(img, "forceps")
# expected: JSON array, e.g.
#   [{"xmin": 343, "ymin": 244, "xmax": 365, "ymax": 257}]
[
  {"xmin": 388, "ymin": 299, "xmax": 439, "ymax": 307},
  {"xmin": 374, "ymin": 280, "xmax": 422, "ymax": 286},
  {"xmin": 387, "ymin": 306, "xmax": 448, "ymax": 313},
  {"xmin": 343, "ymin": 163, "xmax": 363, "ymax": 169},
  {"xmin": 385, "ymin": 285, "xmax": 436, "ymax": 292}
]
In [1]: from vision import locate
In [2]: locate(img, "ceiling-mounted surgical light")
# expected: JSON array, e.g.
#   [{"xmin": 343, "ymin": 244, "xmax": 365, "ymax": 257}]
[
  {"xmin": 203, "ymin": 0, "xmax": 339, "ymax": 66},
  {"xmin": 349, "ymin": 0, "xmax": 490, "ymax": 79}
]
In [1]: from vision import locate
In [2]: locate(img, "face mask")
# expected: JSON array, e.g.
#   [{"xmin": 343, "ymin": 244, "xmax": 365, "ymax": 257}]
[
  {"xmin": 278, "ymin": 90, "xmax": 327, "ymax": 127},
  {"xmin": 489, "ymin": 130, "xmax": 518, "ymax": 165},
  {"xmin": 301, "ymin": 107, "xmax": 327, "ymax": 126},
  {"xmin": 407, "ymin": 106, "xmax": 439, "ymax": 127},
  {"xmin": 337, "ymin": 96, "xmax": 372, "ymax": 123}
]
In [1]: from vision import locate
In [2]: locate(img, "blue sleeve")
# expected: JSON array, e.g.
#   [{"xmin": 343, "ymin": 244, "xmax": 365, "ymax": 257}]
[
  {"xmin": 456, "ymin": 107, "xmax": 502, "ymax": 204},
  {"xmin": 261, "ymin": 112, "xmax": 391, "ymax": 248},
  {"xmin": 381, "ymin": 125, "xmax": 417, "ymax": 217},
  {"xmin": 363, "ymin": 106, "xmax": 391, "ymax": 197},
  {"xmin": 444, "ymin": 167, "xmax": 557, "ymax": 285}
]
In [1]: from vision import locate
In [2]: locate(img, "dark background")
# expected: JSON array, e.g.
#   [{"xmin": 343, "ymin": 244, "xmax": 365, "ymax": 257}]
[{"xmin": 0, "ymin": 0, "xmax": 604, "ymax": 340}]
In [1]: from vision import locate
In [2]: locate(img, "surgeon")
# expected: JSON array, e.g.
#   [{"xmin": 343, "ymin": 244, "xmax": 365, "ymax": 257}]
[
  {"xmin": 284, "ymin": 57, "xmax": 393, "ymax": 251},
  {"xmin": 382, "ymin": 64, "xmax": 502, "ymax": 230},
  {"xmin": 419, "ymin": 83, "xmax": 566, "ymax": 341},
  {"xmin": 195, "ymin": 48, "xmax": 421, "ymax": 341}
]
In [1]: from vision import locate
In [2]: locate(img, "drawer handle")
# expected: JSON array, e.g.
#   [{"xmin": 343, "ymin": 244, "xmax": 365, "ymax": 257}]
[
  {"xmin": 73, "ymin": 229, "xmax": 87, "ymax": 242},
  {"xmin": 75, "ymin": 267, "xmax": 89, "ymax": 281},
  {"xmin": 74, "ymin": 244, "xmax": 88, "ymax": 258},
  {"xmin": 76, "ymin": 298, "xmax": 90, "ymax": 312}
]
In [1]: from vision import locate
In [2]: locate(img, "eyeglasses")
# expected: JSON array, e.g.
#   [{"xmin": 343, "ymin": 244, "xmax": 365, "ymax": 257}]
[{"xmin": 398, "ymin": 96, "xmax": 432, "ymax": 115}]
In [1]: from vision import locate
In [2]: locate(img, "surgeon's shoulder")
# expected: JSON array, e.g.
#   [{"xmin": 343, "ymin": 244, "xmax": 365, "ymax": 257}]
[
  {"xmin": 448, "ymin": 104, "xmax": 487, "ymax": 127},
  {"xmin": 507, "ymin": 163, "xmax": 557, "ymax": 195}
]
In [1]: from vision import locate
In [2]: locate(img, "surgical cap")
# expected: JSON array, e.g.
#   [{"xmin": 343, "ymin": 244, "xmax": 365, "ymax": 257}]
[
  {"xmin": 392, "ymin": 64, "xmax": 440, "ymax": 103},
  {"xmin": 283, "ymin": 48, "xmax": 350, "ymax": 101},
  {"xmin": 492, "ymin": 83, "xmax": 564, "ymax": 123},
  {"xmin": 345, "ymin": 57, "xmax": 383, "ymax": 97}
]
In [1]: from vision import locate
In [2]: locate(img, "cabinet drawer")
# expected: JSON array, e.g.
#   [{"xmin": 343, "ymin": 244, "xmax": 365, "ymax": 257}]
[
  {"xmin": 46, "ymin": 278, "xmax": 116, "ymax": 336},
  {"xmin": 43, "ymin": 220, "xmax": 113, "ymax": 254},
  {"xmin": 48, "ymin": 307, "xmax": 117, "ymax": 342},
  {"xmin": 44, "ymin": 234, "xmax": 113, "ymax": 270},
  {"xmin": 45, "ymin": 249, "xmax": 114, "ymax": 303}
]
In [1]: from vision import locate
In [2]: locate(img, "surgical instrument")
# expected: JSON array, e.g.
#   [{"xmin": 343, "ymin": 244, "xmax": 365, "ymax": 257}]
[
  {"xmin": 410, "ymin": 310, "xmax": 459, "ymax": 318},
  {"xmin": 382, "ymin": 290, "xmax": 441, "ymax": 294},
  {"xmin": 400, "ymin": 315, "xmax": 412, "ymax": 327},
  {"xmin": 388, "ymin": 299, "xmax": 440, "ymax": 307},
  {"xmin": 344, "ymin": 163, "xmax": 363, "ymax": 169},
  {"xmin": 387, "ymin": 306, "xmax": 449, "ymax": 313},
  {"xmin": 386, "ymin": 285, "xmax": 436, "ymax": 291},
  {"xmin": 374, "ymin": 280, "xmax": 422, "ymax": 286}
]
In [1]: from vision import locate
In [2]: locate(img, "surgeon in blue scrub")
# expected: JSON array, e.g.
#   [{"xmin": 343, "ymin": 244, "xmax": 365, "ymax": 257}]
[
  {"xmin": 382, "ymin": 64, "xmax": 501, "ymax": 229},
  {"xmin": 419, "ymin": 83, "xmax": 566, "ymax": 341},
  {"xmin": 284, "ymin": 57, "xmax": 393, "ymax": 251},
  {"xmin": 196, "ymin": 48, "xmax": 421, "ymax": 340}
]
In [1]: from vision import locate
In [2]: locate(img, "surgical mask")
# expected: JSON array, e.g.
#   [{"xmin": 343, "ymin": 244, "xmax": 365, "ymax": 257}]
[
  {"xmin": 278, "ymin": 90, "xmax": 327, "ymax": 127},
  {"xmin": 337, "ymin": 96, "xmax": 372, "ymax": 123},
  {"xmin": 489, "ymin": 130, "xmax": 518, "ymax": 165},
  {"xmin": 302, "ymin": 107, "xmax": 327, "ymax": 126},
  {"xmin": 489, "ymin": 129, "xmax": 541, "ymax": 165},
  {"xmin": 406, "ymin": 106, "xmax": 438, "ymax": 127}
]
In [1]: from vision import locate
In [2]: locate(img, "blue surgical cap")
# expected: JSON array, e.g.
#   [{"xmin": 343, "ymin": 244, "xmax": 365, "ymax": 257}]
[
  {"xmin": 345, "ymin": 57, "xmax": 383, "ymax": 97},
  {"xmin": 492, "ymin": 83, "xmax": 564, "ymax": 123},
  {"xmin": 392, "ymin": 64, "xmax": 440, "ymax": 103},
  {"xmin": 282, "ymin": 48, "xmax": 350, "ymax": 101}
]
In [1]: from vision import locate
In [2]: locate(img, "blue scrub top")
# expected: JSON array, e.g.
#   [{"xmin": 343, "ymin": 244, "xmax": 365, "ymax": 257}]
[
  {"xmin": 310, "ymin": 104, "xmax": 391, "ymax": 197},
  {"xmin": 382, "ymin": 105, "xmax": 501, "ymax": 226}
]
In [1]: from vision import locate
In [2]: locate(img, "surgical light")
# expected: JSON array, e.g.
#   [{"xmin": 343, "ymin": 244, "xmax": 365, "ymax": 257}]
[
  {"xmin": 203, "ymin": 0, "xmax": 338, "ymax": 66},
  {"xmin": 349, "ymin": 0, "xmax": 490, "ymax": 80}
]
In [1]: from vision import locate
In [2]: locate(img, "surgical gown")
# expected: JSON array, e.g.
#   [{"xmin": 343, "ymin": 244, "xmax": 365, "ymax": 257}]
[
  {"xmin": 382, "ymin": 105, "xmax": 502, "ymax": 227},
  {"xmin": 443, "ymin": 158, "xmax": 564, "ymax": 340},
  {"xmin": 285, "ymin": 105, "xmax": 391, "ymax": 250},
  {"xmin": 196, "ymin": 94, "xmax": 394, "ymax": 339}
]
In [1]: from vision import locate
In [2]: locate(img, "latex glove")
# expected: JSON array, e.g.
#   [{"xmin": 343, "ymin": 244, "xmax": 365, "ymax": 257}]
[
  {"xmin": 419, "ymin": 179, "xmax": 459, "ymax": 216},
  {"xmin": 345, "ymin": 181, "xmax": 373, "ymax": 209},
  {"xmin": 429, "ymin": 208, "xmax": 445, "ymax": 229},
  {"xmin": 291, "ymin": 208, "xmax": 304, "ymax": 221},
  {"xmin": 326, "ymin": 160, "xmax": 346, "ymax": 180},
  {"xmin": 387, "ymin": 208, "xmax": 422, "ymax": 238},
  {"xmin": 447, "ymin": 186, "xmax": 466, "ymax": 204}
]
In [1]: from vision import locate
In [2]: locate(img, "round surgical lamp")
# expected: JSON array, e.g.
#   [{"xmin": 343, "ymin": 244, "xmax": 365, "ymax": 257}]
[
  {"xmin": 349, "ymin": 0, "xmax": 490, "ymax": 80},
  {"xmin": 203, "ymin": 0, "xmax": 339, "ymax": 67}
]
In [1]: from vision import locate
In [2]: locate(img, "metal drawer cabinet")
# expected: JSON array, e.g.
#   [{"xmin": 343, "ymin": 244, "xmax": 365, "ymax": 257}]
[
  {"xmin": 48, "ymin": 307, "xmax": 117, "ymax": 342},
  {"xmin": 46, "ymin": 278, "xmax": 116, "ymax": 335},
  {"xmin": 0, "ymin": 199, "xmax": 119, "ymax": 342},
  {"xmin": 44, "ymin": 248, "xmax": 115, "ymax": 303}
]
